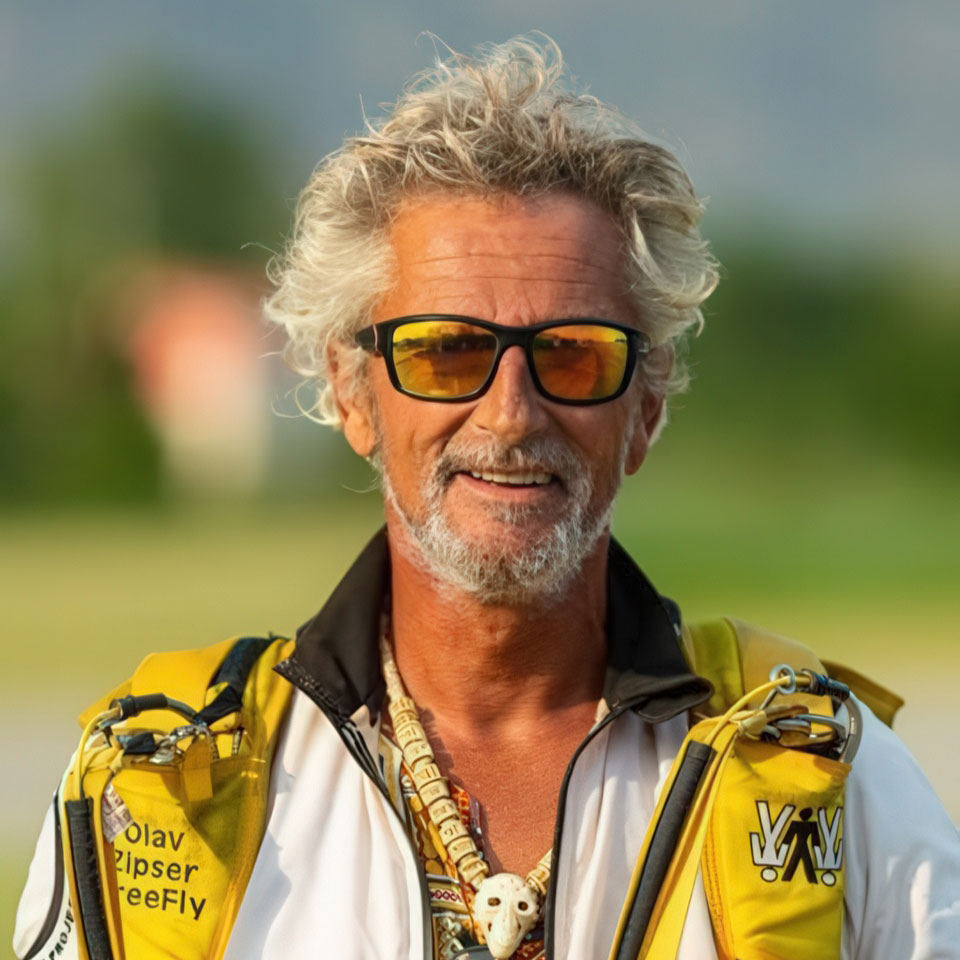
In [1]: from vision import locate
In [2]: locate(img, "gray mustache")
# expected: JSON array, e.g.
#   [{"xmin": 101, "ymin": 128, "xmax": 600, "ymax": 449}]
[{"xmin": 436, "ymin": 438, "xmax": 582, "ymax": 481}]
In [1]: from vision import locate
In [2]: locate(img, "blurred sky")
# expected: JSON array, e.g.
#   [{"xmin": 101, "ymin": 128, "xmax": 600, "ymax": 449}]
[{"xmin": 2, "ymin": 0, "xmax": 959, "ymax": 262}]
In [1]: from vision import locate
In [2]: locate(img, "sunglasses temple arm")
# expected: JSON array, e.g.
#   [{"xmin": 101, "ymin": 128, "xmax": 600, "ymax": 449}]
[{"xmin": 355, "ymin": 327, "xmax": 380, "ymax": 354}]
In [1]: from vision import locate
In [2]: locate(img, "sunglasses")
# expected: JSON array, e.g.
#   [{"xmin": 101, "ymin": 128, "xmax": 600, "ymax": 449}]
[{"xmin": 354, "ymin": 315, "xmax": 650, "ymax": 405}]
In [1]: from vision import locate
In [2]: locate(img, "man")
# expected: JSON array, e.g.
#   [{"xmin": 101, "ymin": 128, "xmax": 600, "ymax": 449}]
[{"xmin": 14, "ymin": 36, "xmax": 960, "ymax": 960}]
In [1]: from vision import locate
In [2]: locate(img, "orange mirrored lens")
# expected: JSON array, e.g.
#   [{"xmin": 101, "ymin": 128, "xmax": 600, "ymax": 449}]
[
  {"xmin": 392, "ymin": 320, "xmax": 497, "ymax": 398},
  {"xmin": 532, "ymin": 325, "xmax": 628, "ymax": 400}
]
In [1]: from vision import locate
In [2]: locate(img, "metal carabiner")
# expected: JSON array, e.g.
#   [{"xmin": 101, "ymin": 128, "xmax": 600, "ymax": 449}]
[
  {"xmin": 834, "ymin": 697, "xmax": 863, "ymax": 763},
  {"xmin": 780, "ymin": 713, "xmax": 849, "ymax": 739},
  {"xmin": 148, "ymin": 722, "xmax": 219, "ymax": 765},
  {"xmin": 753, "ymin": 663, "xmax": 862, "ymax": 763},
  {"xmin": 771, "ymin": 702, "xmax": 862, "ymax": 762}
]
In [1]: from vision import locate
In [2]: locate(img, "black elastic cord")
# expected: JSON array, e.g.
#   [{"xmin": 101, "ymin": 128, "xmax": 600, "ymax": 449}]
[
  {"xmin": 112, "ymin": 693, "xmax": 198, "ymax": 723},
  {"xmin": 65, "ymin": 799, "xmax": 114, "ymax": 960},
  {"xmin": 614, "ymin": 740, "xmax": 715, "ymax": 960},
  {"xmin": 801, "ymin": 669, "xmax": 851, "ymax": 701}
]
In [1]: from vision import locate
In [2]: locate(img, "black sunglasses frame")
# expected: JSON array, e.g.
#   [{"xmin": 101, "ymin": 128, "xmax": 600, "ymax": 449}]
[{"xmin": 354, "ymin": 315, "xmax": 651, "ymax": 406}]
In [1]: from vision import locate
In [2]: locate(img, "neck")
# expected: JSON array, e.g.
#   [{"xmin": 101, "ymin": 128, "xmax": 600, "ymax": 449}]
[{"xmin": 385, "ymin": 515, "xmax": 609, "ymax": 741}]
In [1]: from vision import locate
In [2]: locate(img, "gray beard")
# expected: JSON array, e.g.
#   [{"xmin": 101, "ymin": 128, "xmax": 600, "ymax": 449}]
[{"xmin": 375, "ymin": 433, "xmax": 627, "ymax": 604}]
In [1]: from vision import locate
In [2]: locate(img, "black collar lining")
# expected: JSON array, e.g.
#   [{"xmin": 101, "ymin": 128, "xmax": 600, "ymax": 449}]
[{"xmin": 276, "ymin": 528, "xmax": 712, "ymax": 724}]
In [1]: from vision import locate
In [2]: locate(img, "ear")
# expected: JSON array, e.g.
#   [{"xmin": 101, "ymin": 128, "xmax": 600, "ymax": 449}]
[
  {"xmin": 624, "ymin": 387, "xmax": 665, "ymax": 476},
  {"xmin": 327, "ymin": 340, "xmax": 377, "ymax": 457},
  {"xmin": 624, "ymin": 344, "xmax": 671, "ymax": 476}
]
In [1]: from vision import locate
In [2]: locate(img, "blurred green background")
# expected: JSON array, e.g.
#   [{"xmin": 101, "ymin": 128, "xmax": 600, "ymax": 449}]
[{"xmin": 3, "ymin": 1, "xmax": 958, "ymax": 948}]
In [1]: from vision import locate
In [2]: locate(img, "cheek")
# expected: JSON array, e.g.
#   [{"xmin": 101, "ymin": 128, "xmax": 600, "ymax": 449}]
[
  {"xmin": 557, "ymin": 404, "xmax": 634, "ymax": 464},
  {"xmin": 373, "ymin": 399, "xmax": 458, "ymax": 491},
  {"xmin": 367, "ymin": 360, "xmax": 396, "ymax": 416},
  {"xmin": 368, "ymin": 367, "xmax": 419, "ymax": 445},
  {"xmin": 374, "ymin": 369, "xmax": 477, "ymax": 459}
]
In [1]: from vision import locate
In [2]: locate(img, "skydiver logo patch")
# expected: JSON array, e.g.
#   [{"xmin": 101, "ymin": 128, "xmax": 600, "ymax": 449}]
[{"xmin": 750, "ymin": 800, "xmax": 843, "ymax": 885}]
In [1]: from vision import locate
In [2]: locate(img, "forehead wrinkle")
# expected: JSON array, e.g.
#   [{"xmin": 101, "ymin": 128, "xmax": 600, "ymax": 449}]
[
  {"xmin": 412, "ymin": 273, "xmax": 619, "ymax": 286},
  {"xmin": 411, "ymin": 249, "xmax": 617, "ymax": 264},
  {"xmin": 398, "ymin": 270, "xmax": 634, "ymax": 322},
  {"xmin": 402, "ymin": 278, "xmax": 627, "ymax": 312},
  {"xmin": 412, "ymin": 293, "xmax": 629, "ymax": 326},
  {"xmin": 382, "ymin": 194, "xmax": 636, "ymax": 324},
  {"xmin": 404, "ymin": 251, "xmax": 622, "ymax": 276}
]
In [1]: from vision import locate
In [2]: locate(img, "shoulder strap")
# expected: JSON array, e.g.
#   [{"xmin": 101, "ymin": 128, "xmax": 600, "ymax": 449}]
[
  {"xmin": 683, "ymin": 616, "xmax": 902, "ymax": 727},
  {"xmin": 196, "ymin": 636, "xmax": 277, "ymax": 724},
  {"xmin": 77, "ymin": 635, "xmax": 290, "ymax": 733}
]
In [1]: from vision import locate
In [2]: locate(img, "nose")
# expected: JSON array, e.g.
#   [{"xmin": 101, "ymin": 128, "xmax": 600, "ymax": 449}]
[{"xmin": 469, "ymin": 345, "xmax": 550, "ymax": 443}]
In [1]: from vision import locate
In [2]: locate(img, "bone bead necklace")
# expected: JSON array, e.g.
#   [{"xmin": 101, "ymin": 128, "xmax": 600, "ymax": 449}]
[{"xmin": 380, "ymin": 627, "xmax": 551, "ymax": 960}]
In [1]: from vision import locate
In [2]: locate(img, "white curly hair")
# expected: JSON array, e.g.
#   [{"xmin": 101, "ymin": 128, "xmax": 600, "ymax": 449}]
[{"xmin": 264, "ymin": 34, "xmax": 719, "ymax": 428}]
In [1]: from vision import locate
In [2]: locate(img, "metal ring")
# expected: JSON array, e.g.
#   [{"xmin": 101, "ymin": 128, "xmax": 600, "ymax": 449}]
[{"xmin": 768, "ymin": 663, "xmax": 797, "ymax": 695}]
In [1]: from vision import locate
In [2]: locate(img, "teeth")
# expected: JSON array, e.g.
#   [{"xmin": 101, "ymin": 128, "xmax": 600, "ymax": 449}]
[{"xmin": 468, "ymin": 470, "xmax": 552, "ymax": 485}]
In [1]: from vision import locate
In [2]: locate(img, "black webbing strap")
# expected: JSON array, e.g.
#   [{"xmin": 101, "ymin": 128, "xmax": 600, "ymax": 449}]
[
  {"xmin": 65, "ymin": 798, "xmax": 114, "ymax": 960},
  {"xmin": 194, "ymin": 636, "xmax": 276, "ymax": 725},
  {"xmin": 116, "ymin": 731, "xmax": 158, "ymax": 755},
  {"xmin": 614, "ymin": 740, "xmax": 715, "ymax": 960}
]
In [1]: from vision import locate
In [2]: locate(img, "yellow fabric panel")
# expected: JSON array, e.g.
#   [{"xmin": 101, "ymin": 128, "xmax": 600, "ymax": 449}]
[
  {"xmin": 609, "ymin": 710, "xmax": 849, "ymax": 960},
  {"xmin": 684, "ymin": 617, "xmax": 832, "ymax": 716},
  {"xmin": 682, "ymin": 619, "xmax": 744, "ymax": 717},
  {"xmin": 64, "ymin": 754, "xmax": 268, "ymax": 960},
  {"xmin": 62, "ymin": 637, "xmax": 295, "ymax": 960},
  {"xmin": 730, "ymin": 618, "xmax": 825, "ymax": 695},
  {"xmin": 726, "ymin": 618, "xmax": 834, "ymax": 720},
  {"xmin": 242, "ymin": 638, "xmax": 295, "ymax": 755},
  {"xmin": 702, "ymin": 739, "xmax": 848, "ymax": 960}
]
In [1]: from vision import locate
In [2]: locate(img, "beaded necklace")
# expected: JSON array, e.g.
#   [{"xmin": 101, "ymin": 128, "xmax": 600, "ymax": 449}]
[{"xmin": 380, "ymin": 627, "xmax": 552, "ymax": 960}]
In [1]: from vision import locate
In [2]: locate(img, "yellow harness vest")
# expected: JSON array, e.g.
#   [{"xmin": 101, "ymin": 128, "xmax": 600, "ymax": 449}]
[
  {"xmin": 61, "ymin": 636, "xmax": 295, "ymax": 960},
  {"xmin": 605, "ymin": 618, "xmax": 901, "ymax": 960},
  {"xmin": 59, "ymin": 620, "xmax": 900, "ymax": 960}
]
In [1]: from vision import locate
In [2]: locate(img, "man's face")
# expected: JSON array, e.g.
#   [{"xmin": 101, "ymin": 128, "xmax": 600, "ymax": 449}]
[{"xmin": 334, "ymin": 192, "xmax": 663, "ymax": 600}]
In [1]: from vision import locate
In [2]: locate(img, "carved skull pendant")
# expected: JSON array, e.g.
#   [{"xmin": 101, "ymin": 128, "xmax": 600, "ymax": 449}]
[{"xmin": 474, "ymin": 873, "xmax": 540, "ymax": 959}]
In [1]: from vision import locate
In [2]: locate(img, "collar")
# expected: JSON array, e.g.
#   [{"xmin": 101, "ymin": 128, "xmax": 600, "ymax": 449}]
[{"xmin": 275, "ymin": 527, "xmax": 712, "ymax": 725}]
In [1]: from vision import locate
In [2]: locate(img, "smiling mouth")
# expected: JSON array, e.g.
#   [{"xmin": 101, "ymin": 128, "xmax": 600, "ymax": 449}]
[{"xmin": 460, "ymin": 469, "xmax": 555, "ymax": 487}]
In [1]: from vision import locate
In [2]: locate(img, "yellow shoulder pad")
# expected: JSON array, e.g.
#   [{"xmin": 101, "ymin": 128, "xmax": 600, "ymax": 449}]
[
  {"xmin": 77, "ymin": 636, "xmax": 296, "ymax": 738},
  {"xmin": 683, "ymin": 617, "xmax": 902, "ymax": 727}
]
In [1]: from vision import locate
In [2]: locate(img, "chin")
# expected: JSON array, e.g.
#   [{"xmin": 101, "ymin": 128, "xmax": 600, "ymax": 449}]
[
  {"xmin": 418, "ymin": 510, "xmax": 609, "ymax": 604},
  {"xmin": 382, "ymin": 463, "xmax": 613, "ymax": 601},
  {"xmin": 447, "ymin": 512, "xmax": 564, "ymax": 553}
]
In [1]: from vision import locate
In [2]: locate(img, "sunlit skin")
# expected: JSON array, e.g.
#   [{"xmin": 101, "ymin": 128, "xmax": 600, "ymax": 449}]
[{"xmin": 330, "ymin": 193, "xmax": 666, "ymax": 874}]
